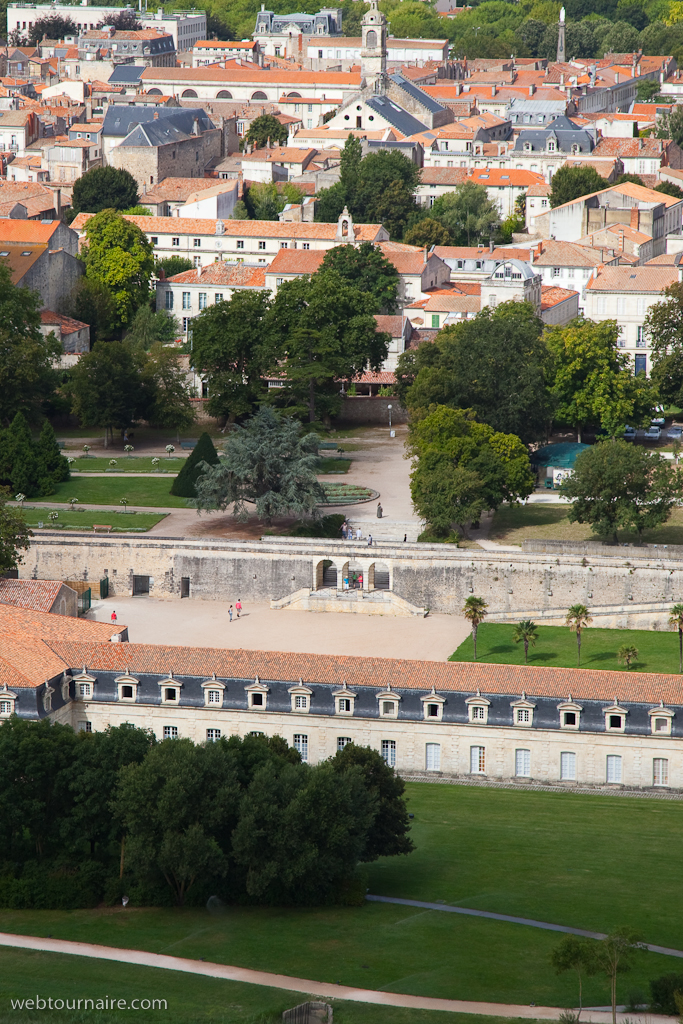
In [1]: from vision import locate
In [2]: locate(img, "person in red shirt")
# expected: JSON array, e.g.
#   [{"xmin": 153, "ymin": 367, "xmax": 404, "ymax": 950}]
[
  {"xmin": 236, "ymin": 599, "xmax": 242, "ymax": 619},
  {"xmin": 110, "ymin": 610, "xmax": 117, "ymax": 623}
]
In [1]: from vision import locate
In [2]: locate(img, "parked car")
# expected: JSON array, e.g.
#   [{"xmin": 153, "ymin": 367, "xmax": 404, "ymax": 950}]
[
  {"xmin": 667, "ymin": 425, "xmax": 683, "ymax": 440},
  {"xmin": 652, "ymin": 415, "xmax": 666, "ymax": 426},
  {"xmin": 645, "ymin": 425, "xmax": 661, "ymax": 441},
  {"xmin": 623, "ymin": 426, "xmax": 636, "ymax": 440}
]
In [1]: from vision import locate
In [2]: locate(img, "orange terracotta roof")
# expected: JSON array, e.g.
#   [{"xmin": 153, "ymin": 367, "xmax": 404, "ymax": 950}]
[
  {"xmin": 586, "ymin": 265, "xmax": 678, "ymax": 292},
  {"xmin": 40, "ymin": 309, "xmax": 89, "ymax": 333},
  {"xmin": 0, "ymin": 579, "xmax": 64, "ymax": 613},
  {"xmin": 541, "ymin": 285, "xmax": 579, "ymax": 309},
  {"xmin": 140, "ymin": 66, "xmax": 361, "ymax": 86},
  {"xmin": 0, "ymin": 217, "xmax": 60, "ymax": 243},
  {"xmin": 468, "ymin": 168, "xmax": 546, "ymax": 187},
  {"xmin": 73, "ymin": 212, "xmax": 386, "ymax": 241},
  {"xmin": 373, "ymin": 315, "xmax": 407, "ymax": 336},
  {"xmin": 166, "ymin": 263, "xmax": 265, "ymax": 287}
]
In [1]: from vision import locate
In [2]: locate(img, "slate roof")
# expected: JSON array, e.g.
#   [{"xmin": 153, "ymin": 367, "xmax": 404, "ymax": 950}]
[
  {"xmin": 107, "ymin": 65, "xmax": 145, "ymax": 85},
  {"xmin": 388, "ymin": 72, "xmax": 446, "ymax": 115},
  {"xmin": 103, "ymin": 104, "xmax": 213, "ymax": 138},
  {"xmin": 513, "ymin": 114, "xmax": 595, "ymax": 154},
  {"xmin": 365, "ymin": 94, "xmax": 428, "ymax": 136}
]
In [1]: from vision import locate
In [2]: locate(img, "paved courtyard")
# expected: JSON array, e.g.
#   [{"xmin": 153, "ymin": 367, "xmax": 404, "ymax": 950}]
[{"xmin": 88, "ymin": 595, "xmax": 468, "ymax": 661}]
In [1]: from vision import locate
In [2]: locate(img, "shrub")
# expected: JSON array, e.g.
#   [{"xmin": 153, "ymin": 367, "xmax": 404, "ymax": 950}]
[
  {"xmin": 649, "ymin": 973, "xmax": 683, "ymax": 1014},
  {"xmin": 169, "ymin": 432, "xmax": 219, "ymax": 498},
  {"xmin": 289, "ymin": 513, "xmax": 345, "ymax": 538}
]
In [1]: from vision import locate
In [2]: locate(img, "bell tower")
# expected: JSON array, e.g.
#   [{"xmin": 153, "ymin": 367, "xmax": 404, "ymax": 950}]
[{"xmin": 361, "ymin": 0, "xmax": 387, "ymax": 91}]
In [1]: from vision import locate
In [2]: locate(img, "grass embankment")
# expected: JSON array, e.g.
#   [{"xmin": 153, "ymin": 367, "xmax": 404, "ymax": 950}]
[
  {"xmin": 32, "ymin": 479, "xmax": 189, "ymax": 509},
  {"xmin": 490, "ymin": 503, "xmax": 683, "ymax": 546},
  {"xmin": 71, "ymin": 457, "xmax": 185, "ymax": 474},
  {"xmin": 450, "ymin": 621, "xmax": 682, "ymax": 674},
  {"xmin": 24, "ymin": 509, "xmax": 167, "ymax": 532},
  {"xmin": 2, "ymin": 784, "xmax": 683, "ymax": 1010}
]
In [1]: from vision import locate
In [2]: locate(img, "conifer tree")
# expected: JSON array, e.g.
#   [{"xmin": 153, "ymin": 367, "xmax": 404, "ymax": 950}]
[
  {"xmin": 37, "ymin": 420, "xmax": 70, "ymax": 484},
  {"xmin": 169, "ymin": 431, "xmax": 219, "ymax": 498}
]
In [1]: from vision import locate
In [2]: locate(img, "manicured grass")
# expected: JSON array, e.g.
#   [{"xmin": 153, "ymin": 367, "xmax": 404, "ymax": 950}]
[
  {"xmin": 31, "ymin": 479, "xmax": 189, "ymax": 509},
  {"xmin": 316, "ymin": 458, "xmax": 351, "ymax": 474},
  {"xmin": 450, "ymin": 621, "xmax": 683, "ymax": 674},
  {"xmin": 3, "ymin": 784, "xmax": 683, "ymax": 1008},
  {"xmin": 490, "ymin": 503, "xmax": 683, "ymax": 546},
  {"xmin": 322, "ymin": 484, "xmax": 375, "ymax": 504},
  {"xmin": 24, "ymin": 509, "xmax": 167, "ymax": 532},
  {"xmin": 71, "ymin": 457, "xmax": 184, "ymax": 474},
  {"xmin": 0, "ymin": 948, "xmax": 522, "ymax": 1024}
]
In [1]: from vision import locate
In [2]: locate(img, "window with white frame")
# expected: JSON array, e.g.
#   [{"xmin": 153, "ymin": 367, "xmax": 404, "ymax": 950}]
[
  {"xmin": 597, "ymin": 296, "xmax": 607, "ymax": 314},
  {"xmin": 194, "ymin": 256, "xmax": 201, "ymax": 268},
  {"xmin": 237, "ymin": 239, "xmax": 244, "ymax": 249},
  {"xmin": 294, "ymin": 733, "xmax": 308, "ymax": 761},
  {"xmin": 606, "ymin": 711, "xmax": 625, "ymax": 731},
  {"xmin": 515, "ymin": 748, "xmax": 530, "ymax": 777},
  {"xmin": 303, "ymin": 242, "xmax": 310, "ymax": 250},
  {"xmin": 165, "ymin": 291, "xmax": 173, "ymax": 310},
  {"xmin": 163, "ymin": 687, "xmax": 178, "ymax": 703},
  {"xmin": 616, "ymin": 297, "xmax": 625, "ymax": 315},
  {"xmin": 295, "ymin": 694, "xmax": 308, "ymax": 709},
  {"xmin": 515, "ymin": 707, "xmax": 531, "ymax": 725},
  {"xmin": 172, "ymin": 237, "xmax": 180, "ymax": 246},
  {"xmin": 382, "ymin": 700, "xmax": 396, "ymax": 716},
  {"xmin": 606, "ymin": 754, "xmax": 622, "ymax": 783},
  {"xmin": 164, "ymin": 726, "xmax": 178, "ymax": 739},
  {"xmin": 193, "ymin": 238, "xmax": 201, "ymax": 247},
  {"xmin": 650, "ymin": 710, "xmax": 672, "ymax": 734},
  {"xmin": 560, "ymin": 751, "xmax": 576, "ymax": 781},
  {"xmin": 198, "ymin": 292, "xmax": 207, "ymax": 309},
  {"xmin": 258, "ymin": 240, "xmax": 266, "ymax": 249},
  {"xmin": 214, "ymin": 293, "xmax": 223, "ymax": 303},
  {"xmin": 182, "ymin": 317, "xmax": 192, "ymax": 332},
  {"xmin": 337, "ymin": 736, "xmax": 352, "ymax": 751},
  {"xmin": 653, "ymin": 757, "xmax": 669, "ymax": 786},
  {"xmin": 206, "ymin": 728, "xmax": 221, "ymax": 741},
  {"xmin": 381, "ymin": 739, "xmax": 396, "ymax": 767},
  {"xmin": 426, "ymin": 742, "xmax": 441, "ymax": 771},
  {"xmin": 79, "ymin": 682, "xmax": 92, "ymax": 698},
  {"xmin": 182, "ymin": 292, "xmax": 191, "ymax": 309},
  {"xmin": 206, "ymin": 689, "xmax": 222, "ymax": 705},
  {"xmin": 0, "ymin": 699, "xmax": 13, "ymax": 715},
  {"xmin": 470, "ymin": 705, "xmax": 487, "ymax": 721},
  {"xmin": 553, "ymin": 266, "xmax": 560, "ymax": 277},
  {"xmin": 636, "ymin": 326, "xmax": 646, "ymax": 348},
  {"xmin": 426, "ymin": 702, "xmax": 440, "ymax": 718},
  {"xmin": 470, "ymin": 745, "xmax": 485, "ymax": 774},
  {"xmin": 336, "ymin": 694, "xmax": 354, "ymax": 714},
  {"xmin": 78, "ymin": 721, "xmax": 92, "ymax": 732}
]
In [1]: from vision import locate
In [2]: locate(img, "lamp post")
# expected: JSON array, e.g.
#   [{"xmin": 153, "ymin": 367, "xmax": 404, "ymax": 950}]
[{"xmin": 387, "ymin": 404, "xmax": 392, "ymax": 430}]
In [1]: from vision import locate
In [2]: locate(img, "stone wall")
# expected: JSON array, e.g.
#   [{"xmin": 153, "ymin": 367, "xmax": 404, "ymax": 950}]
[
  {"xmin": 334, "ymin": 396, "xmax": 408, "ymax": 425},
  {"xmin": 110, "ymin": 127, "xmax": 223, "ymax": 191},
  {"xmin": 21, "ymin": 535, "xmax": 683, "ymax": 623}
]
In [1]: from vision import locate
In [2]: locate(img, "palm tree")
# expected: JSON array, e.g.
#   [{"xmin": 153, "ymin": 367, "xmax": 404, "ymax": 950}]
[
  {"xmin": 669, "ymin": 604, "xmax": 683, "ymax": 673},
  {"xmin": 617, "ymin": 644, "xmax": 638, "ymax": 671},
  {"xmin": 566, "ymin": 604, "xmax": 593, "ymax": 667},
  {"xmin": 462, "ymin": 595, "xmax": 488, "ymax": 660},
  {"xmin": 512, "ymin": 619, "xmax": 539, "ymax": 665}
]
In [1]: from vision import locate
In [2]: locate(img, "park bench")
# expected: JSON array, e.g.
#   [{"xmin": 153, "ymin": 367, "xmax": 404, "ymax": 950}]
[
  {"xmin": 180, "ymin": 441, "xmax": 196, "ymax": 450},
  {"xmin": 93, "ymin": 524, "xmax": 112, "ymax": 534}
]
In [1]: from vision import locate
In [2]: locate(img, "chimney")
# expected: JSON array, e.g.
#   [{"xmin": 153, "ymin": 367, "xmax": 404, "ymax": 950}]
[
  {"xmin": 423, "ymin": 247, "xmax": 427, "ymax": 264},
  {"xmin": 630, "ymin": 207, "xmax": 639, "ymax": 231},
  {"xmin": 614, "ymin": 71, "xmax": 619, "ymax": 84},
  {"xmin": 489, "ymin": 238, "xmax": 494, "ymax": 253},
  {"xmin": 153, "ymin": 110, "xmax": 159, "ymax": 118},
  {"xmin": 197, "ymin": 265, "xmax": 201, "ymax": 280},
  {"xmin": 192, "ymin": 117, "xmax": 200, "ymax": 136},
  {"xmin": 455, "ymin": 82, "xmax": 461, "ymax": 95},
  {"xmin": 618, "ymin": 229, "xmax": 624, "ymax": 251},
  {"xmin": 53, "ymin": 187, "xmax": 61, "ymax": 218},
  {"xmin": 528, "ymin": 83, "xmax": 535, "ymax": 96},
  {"xmin": 560, "ymin": 73, "xmax": 565, "ymax": 86},
  {"xmin": 491, "ymin": 85, "xmax": 496, "ymax": 97}
]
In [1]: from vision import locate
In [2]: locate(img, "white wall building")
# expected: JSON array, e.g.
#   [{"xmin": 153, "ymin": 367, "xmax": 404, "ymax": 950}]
[{"xmin": 6, "ymin": 3, "xmax": 206, "ymax": 48}]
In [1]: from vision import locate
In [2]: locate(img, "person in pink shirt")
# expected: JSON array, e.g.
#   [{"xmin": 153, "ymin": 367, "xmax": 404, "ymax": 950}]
[{"xmin": 236, "ymin": 599, "xmax": 242, "ymax": 619}]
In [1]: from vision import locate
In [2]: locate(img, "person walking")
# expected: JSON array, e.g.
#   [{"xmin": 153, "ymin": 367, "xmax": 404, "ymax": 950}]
[
  {"xmin": 229, "ymin": 605, "xmax": 233, "ymax": 623},
  {"xmin": 356, "ymin": 527, "xmax": 362, "ymax": 541},
  {"xmin": 110, "ymin": 609, "xmax": 117, "ymax": 624},
  {"xmin": 236, "ymin": 598, "xmax": 242, "ymax": 619},
  {"xmin": 367, "ymin": 534, "xmax": 373, "ymax": 547}
]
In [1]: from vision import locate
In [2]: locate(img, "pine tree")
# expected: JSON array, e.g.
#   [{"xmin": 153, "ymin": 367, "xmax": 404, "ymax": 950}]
[
  {"xmin": 38, "ymin": 420, "xmax": 70, "ymax": 484},
  {"xmin": 169, "ymin": 432, "xmax": 220, "ymax": 498},
  {"xmin": 7, "ymin": 413, "xmax": 44, "ymax": 497}
]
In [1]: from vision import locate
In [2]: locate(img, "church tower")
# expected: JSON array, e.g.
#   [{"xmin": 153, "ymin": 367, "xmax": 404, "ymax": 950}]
[
  {"xmin": 360, "ymin": 0, "xmax": 387, "ymax": 91},
  {"xmin": 556, "ymin": 6, "xmax": 566, "ymax": 63}
]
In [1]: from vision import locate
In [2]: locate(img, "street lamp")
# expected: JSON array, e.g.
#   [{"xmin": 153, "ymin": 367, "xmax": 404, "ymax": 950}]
[{"xmin": 387, "ymin": 404, "xmax": 392, "ymax": 430}]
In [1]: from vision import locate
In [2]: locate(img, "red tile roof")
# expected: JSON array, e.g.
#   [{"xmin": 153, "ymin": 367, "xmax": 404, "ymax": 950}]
[
  {"xmin": 0, "ymin": 579, "xmax": 64, "ymax": 613},
  {"xmin": 586, "ymin": 265, "xmax": 679, "ymax": 292},
  {"xmin": 0, "ymin": 216, "xmax": 60, "ymax": 243},
  {"xmin": 40, "ymin": 310, "xmax": 89, "ymax": 333},
  {"xmin": 72, "ymin": 212, "xmax": 385, "ymax": 242},
  {"xmin": 166, "ymin": 263, "xmax": 265, "ymax": 287},
  {"xmin": 541, "ymin": 285, "xmax": 579, "ymax": 309}
]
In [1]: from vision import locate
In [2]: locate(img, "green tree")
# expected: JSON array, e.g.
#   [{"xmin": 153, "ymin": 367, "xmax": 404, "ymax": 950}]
[
  {"xmin": 0, "ymin": 261, "xmax": 60, "ymax": 425},
  {"xmin": 194, "ymin": 407, "xmax": 325, "ymax": 524},
  {"xmin": 125, "ymin": 305, "xmax": 180, "ymax": 349},
  {"xmin": 560, "ymin": 440, "xmax": 682, "ymax": 543},
  {"xmin": 396, "ymin": 301, "xmax": 552, "ymax": 444},
  {"xmin": 430, "ymin": 181, "xmax": 500, "ymax": 246},
  {"xmin": 612, "ymin": 173, "xmax": 644, "ymax": 188},
  {"xmin": 656, "ymin": 180, "xmax": 683, "ymax": 199},
  {"xmin": 37, "ymin": 420, "xmax": 70, "ymax": 485},
  {"xmin": 72, "ymin": 167, "xmax": 139, "ymax": 215},
  {"xmin": 512, "ymin": 619, "xmax": 539, "ymax": 665},
  {"xmin": 268, "ymin": 272, "xmax": 388, "ymax": 423},
  {"xmin": 25, "ymin": 13, "xmax": 75, "ymax": 43},
  {"xmin": 0, "ymin": 412, "xmax": 55, "ymax": 498},
  {"xmin": 550, "ymin": 935, "xmax": 597, "ymax": 1018},
  {"xmin": 546, "ymin": 318, "xmax": 655, "ymax": 441},
  {"xmin": 385, "ymin": 0, "xmax": 443, "ymax": 36},
  {"xmin": 122, "ymin": 205, "xmax": 152, "ymax": 216},
  {"xmin": 593, "ymin": 929, "xmax": 645, "ymax": 1024},
  {"xmin": 646, "ymin": 283, "xmax": 683, "ymax": 408},
  {"xmin": 617, "ymin": 644, "xmax": 638, "ymax": 669},
  {"xmin": 60, "ymin": 277, "xmax": 117, "ymax": 344},
  {"xmin": 190, "ymin": 290, "xmax": 273, "ymax": 421},
  {"xmin": 170, "ymin": 431, "xmax": 220, "ymax": 498},
  {"xmin": 329, "ymin": 744, "xmax": 414, "ymax": 860},
  {"xmin": 155, "ymin": 256, "xmax": 194, "ymax": 278},
  {"xmin": 0, "ymin": 486, "xmax": 31, "ymax": 574},
  {"xmin": 668, "ymin": 603, "xmax": 683, "ymax": 673},
  {"xmin": 247, "ymin": 182, "xmax": 304, "ymax": 221},
  {"xmin": 601, "ymin": 19, "xmax": 640, "ymax": 50},
  {"xmin": 550, "ymin": 166, "xmax": 607, "ymax": 208},
  {"xmin": 80, "ymin": 209, "xmax": 154, "ymax": 330},
  {"xmin": 141, "ymin": 343, "xmax": 196, "ymax": 438},
  {"xmin": 566, "ymin": 603, "xmax": 593, "ymax": 667},
  {"xmin": 463, "ymin": 595, "xmax": 488, "ymax": 661},
  {"xmin": 319, "ymin": 241, "xmax": 399, "ymax": 313},
  {"xmin": 69, "ymin": 341, "xmax": 147, "ymax": 444},
  {"xmin": 655, "ymin": 105, "xmax": 683, "ymax": 145},
  {"xmin": 116, "ymin": 738, "xmax": 238, "ymax": 904},
  {"xmin": 635, "ymin": 77, "xmax": 663, "ymax": 102},
  {"xmin": 403, "ymin": 218, "xmax": 452, "ymax": 248},
  {"xmin": 407, "ymin": 406, "xmax": 534, "ymax": 535},
  {"xmin": 245, "ymin": 113, "xmax": 289, "ymax": 148}
]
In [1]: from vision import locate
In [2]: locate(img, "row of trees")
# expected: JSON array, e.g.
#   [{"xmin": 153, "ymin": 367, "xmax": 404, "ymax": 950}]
[{"xmin": 0, "ymin": 721, "xmax": 413, "ymax": 909}]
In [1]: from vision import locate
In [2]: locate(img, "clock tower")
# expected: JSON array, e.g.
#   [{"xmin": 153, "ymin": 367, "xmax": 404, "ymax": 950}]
[{"xmin": 360, "ymin": 0, "xmax": 387, "ymax": 91}]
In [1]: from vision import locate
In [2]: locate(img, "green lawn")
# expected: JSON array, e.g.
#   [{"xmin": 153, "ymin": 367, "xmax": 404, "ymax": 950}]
[
  {"xmin": 24, "ymin": 509, "xmax": 167, "ymax": 533},
  {"xmin": 31, "ymin": 479, "xmax": 189, "ymax": 509},
  {"xmin": 2, "ymin": 783, "xmax": 683, "ymax": 1010},
  {"xmin": 316, "ymin": 458, "xmax": 351, "ymax": 474},
  {"xmin": 490, "ymin": 503, "xmax": 683, "ymax": 546},
  {"xmin": 0, "ymin": 948, "xmax": 518, "ymax": 1024},
  {"xmin": 71, "ymin": 457, "xmax": 184, "ymax": 474},
  {"xmin": 450, "ymin": 621, "xmax": 683, "ymax": 674}
]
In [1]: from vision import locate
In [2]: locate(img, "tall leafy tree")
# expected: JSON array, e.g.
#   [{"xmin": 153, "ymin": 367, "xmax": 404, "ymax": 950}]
[
  {"xmin": 550, "ymin": 935, "xmax": 597, "ymax": 1018},
  {"xmin": 463, "ymin": 595, "xmax": 488, "ymax": 661},
  {"xmin": 79, "ymin": 209, "xmax": 154, "ymax": 330},
  {"xmin": 141, "ymin": 343, "xmax": 196, "ymax": 438},
  {"xmin": 194, "ymin": 407, "xmax": 324, "ymax": 524},
  {"xmin": 247, "ymin": 182, "xmax": 304, "ymax": 221},
  {"xmin": 646, "ymin": 283, "xmax": 683, "ymax": 406},
  {"xmin": 27, "ymin": 14, "xmax": 76, "ymax": 43},
  {"xmin": 69, "ymin": 340, "xmax": 147, "ymax": 444},
  {"xmin": 0, "ymin": 262, "xmax": 60, "ymax": 425},
  {"xmin": 430, "ymin": 181, "xmax": 501, "ymax": 246},
  {"xmin": 0, "ymin": 486, "xmax": 31, "ymax": 574},
  {"xmin": 72, "ymin": 167, "xmax": 139, "ymax": 215},
  {"xmin": 560, "ymin": 441, "xmax": 683, "ymax": 544},
  {"xmin": 396, "ymin": 301, "xmax": 552, "ymax": 445},
  {"xmin": 125, "ymin": 305, "xmax": 180, "ymax": 349},
  {"xmin": 549, "ymin": 166, "xmax": 607, "ymax": 208},
  {"xmin": 245, "ymin": 113, "xmax": 288, "ymax": 148},
  {"xmin": 37, "ymin": 420, "xmax": 70, "ymax": 484},
  {"xmin": 190, "ymin": 290, "xmax": 273, "ymax": 421},
  {"xmin": 403, "ymin": 218, "xmax": 452, "ymax": 248},
  {"xmin": 546, "ymin": 318, "xmax": 656, "ymax": 441},
  {"xmin": 155, "ymin": 256, "xmax": 194, "ymax": 278},
  {"xmin": 60, "ymin": 277, "xmax": 117, "ymax": 345},
  {"xmin": 319, "ymin": 241, "xmax": 399, "ymax": 313},
  {"xmin": 512, "ymin": 619, "xmax": 539, "ymax": 665},
  {"xmin": 593, "ymin": 929, "xmax": 645, "ymax": 1024}
]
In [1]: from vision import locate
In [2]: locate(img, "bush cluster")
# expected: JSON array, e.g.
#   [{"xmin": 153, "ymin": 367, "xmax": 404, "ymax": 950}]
[{"xmin": 0, "ymin": 414, "xmax": 69, "ymax": 498}]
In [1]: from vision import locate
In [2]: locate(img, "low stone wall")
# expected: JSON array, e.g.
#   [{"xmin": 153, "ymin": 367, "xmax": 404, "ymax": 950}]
[
  {"xmin": 523, "ymin": 539, "xmax": 683, "ymax": 560},
  {"xmin": 333, "ymin": 396, "xmax": 408, "ymax": 425},
  {"xmin": 21, "ymin": 534, "xmax": 683, "ymax": 618}
]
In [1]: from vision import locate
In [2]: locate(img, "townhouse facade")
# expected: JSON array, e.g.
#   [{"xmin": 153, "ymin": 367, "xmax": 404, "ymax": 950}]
[
  {"xmin": 156, "ymin": 262, "xmax": 265, "ymax": 335},
  {"xmin": 138, "ymin": 66, "xmax": 362, "ymax": 106}
]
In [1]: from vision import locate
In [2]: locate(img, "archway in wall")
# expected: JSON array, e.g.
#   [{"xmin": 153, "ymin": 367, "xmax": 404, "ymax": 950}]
[
  {"xmin": 287, "ymin": 91, "xmax": 302, "ymax": 97},
  {"xmin": 216, "ymin": 90, "xmax": 232, "ymax": 98},
  {"xmin": 341, "ymin": 561, "xmax": 364, "ymax": 590},
  {"xmin": 147, "ymin": 88, "xmax": 162, "ymax": 95},
  {"xmin": 366, "ymin": 29, "xmax": 377, "ymax": 46},
  {"xmin": 182, "ymin": 89, "xmax": 198, "ymax": 98},
  {"xmin": 251, "ymin": 90, "xmax": 268, "ymax": 100},
  {"xmin": 320, "ymin": 560, "xmax": 337, "ymax": 588},
  {"xmin": 371, "ymin": 561, "xmax": 390, "ymax": 590}
]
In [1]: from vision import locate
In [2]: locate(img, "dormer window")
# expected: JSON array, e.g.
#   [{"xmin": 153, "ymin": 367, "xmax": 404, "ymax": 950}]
[
  {"xmin": 246, "ymin": 677, "xmax": 269, "ymax": 710},
  {"xmin": 288, "ymin": 681, "xmax": 313, "ymax": 713},
  {"xmin": 0, "ymin": 688, "xmax": 16, "ymax": 717},
  {"xmin": 558, "ymin": 699, "xmax": 582, "ymax": 730},
  {"xmin": 116, "ymin": 673, "xmax": 139, "ymax": 702},
  {"xmin": 511, "ymin": 695, "xmax": 536, "ymax": 727},
  {"xmin": 376, "ymin": 687, "xmax": 400, "ymax": 718},
  {"xmin": 649, "ymin": 703, "xmax": 674, "ymax": 735},
  {"xmin": 604, "ymin": 702, "xmax": 628, "ymax": 732},
  {"xmin": 420, "ymin": 687, "xmax": 446, "ymax": 721},
  {"xmin": 159, "ymin": 674, "xmax": 181, "ymax": 704},
  {"xmin": 73, "ymin": 669, "xmax": 96, "ymax": 701},
  {"xmin": 523, "ymin": 142, "xmax": 531, "ymax": 152},
  {"xmin": 202, "ymin": 675, "xmax": 225, "ymax": 708},
  {"xmin": 79, "ymin": 683, "xmax": 92, "ymax": 698},
  {"xmin": 547, "ymin": 140, "xmax": 555, "ymax": 152},
  {"xmin": 466, "ymin": 693, "xmax": 490, "ymax": 724},
  {"xmin": 333, "ymin": 682, "xmax": 357, "ymax": 715},
  {"xmin": 164, "ymin": 687, "xmax": 178, "ymax": 703}
]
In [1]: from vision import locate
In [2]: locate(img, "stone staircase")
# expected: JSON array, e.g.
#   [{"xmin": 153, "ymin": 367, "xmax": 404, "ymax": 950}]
[
  {"xmin": 270, "ymin": 587, "xmax": 427, "ymax": 617},
  {"xmin": 344, "ymin": 516, "xmax": 424, "ymax": 543}
]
